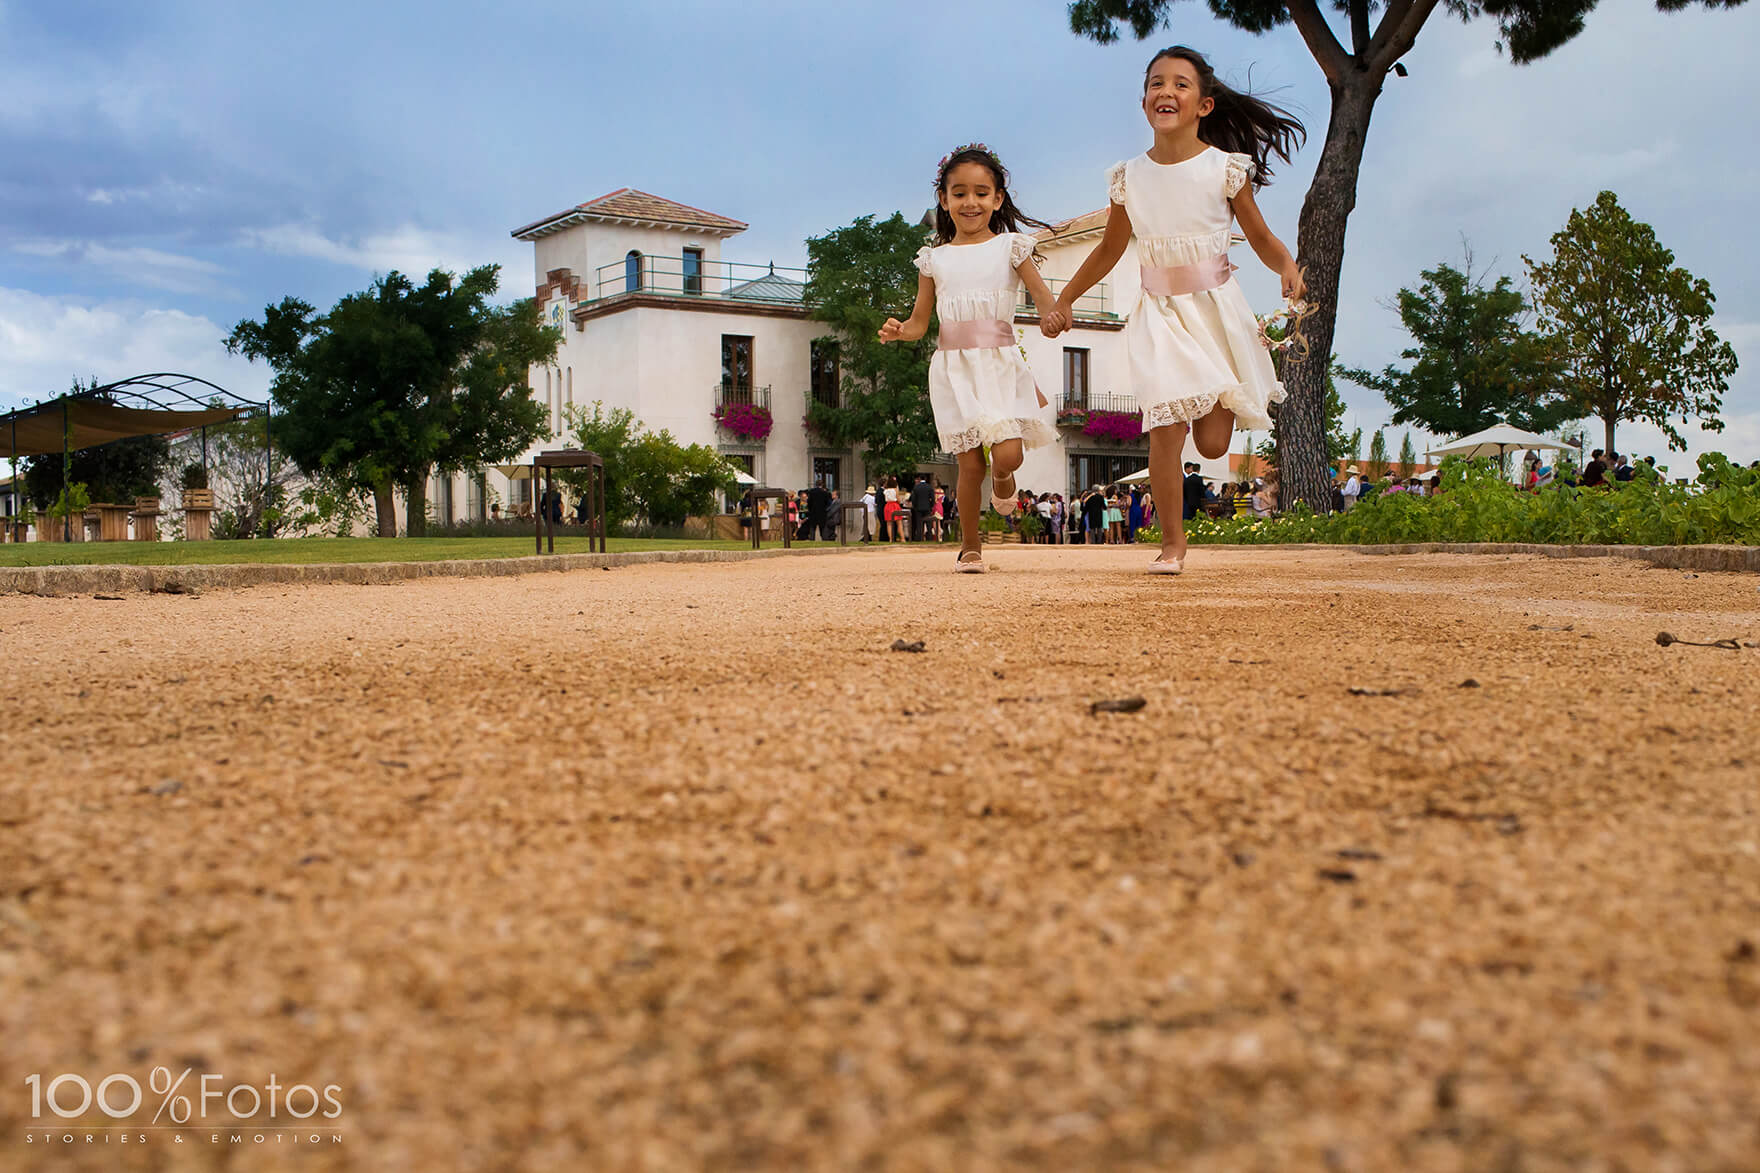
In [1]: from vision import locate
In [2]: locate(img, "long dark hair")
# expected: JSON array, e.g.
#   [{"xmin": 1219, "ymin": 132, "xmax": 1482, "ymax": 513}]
[
  {"xmin": 1143, "ymin": 46, "xmax": 1305, "ymax": 188},
  {"xmin": 932, "ymin": 145, "xmax": 1053, "ymax": 249}
]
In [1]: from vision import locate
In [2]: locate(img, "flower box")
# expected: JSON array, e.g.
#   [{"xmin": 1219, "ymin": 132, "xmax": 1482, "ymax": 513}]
[
  {"xmin": 712, "ymin": 403, "xmax": 773, "ymax": 442},
  {"xmin": 1082, "ymin": 409, "xmax": 1144, "ymax": 444}
]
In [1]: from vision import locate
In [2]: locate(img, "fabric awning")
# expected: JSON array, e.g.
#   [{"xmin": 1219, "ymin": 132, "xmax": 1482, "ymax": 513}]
[{"xmin": 0, "ymin": 397, "xmax": 248, "ymax": 458}]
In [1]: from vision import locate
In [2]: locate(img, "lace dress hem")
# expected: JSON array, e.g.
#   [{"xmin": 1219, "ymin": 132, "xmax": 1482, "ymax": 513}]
[{"xmin": 940, "ymin": 417, "xmax": 1057, "ymax": 455}]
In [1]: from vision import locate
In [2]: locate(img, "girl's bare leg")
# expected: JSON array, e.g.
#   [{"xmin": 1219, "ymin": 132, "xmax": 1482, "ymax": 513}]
[
  {"xmin": 1192, "ymin": 405, "xmax": 1235, "ymax": 460},
  {"xmin": 956, "ymin": 449, "xmax": 987, "ymax": 561},
  {"xmin": 989, "ymin": 438, "xmax": 1024, "ymax": 501},
  {"xmin": 1148, "ymin": 423, "xmax": 1188, "ymax": 563}
]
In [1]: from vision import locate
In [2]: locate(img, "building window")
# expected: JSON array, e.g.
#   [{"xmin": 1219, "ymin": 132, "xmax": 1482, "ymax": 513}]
[
  {"xmin": 625, "ymin": 250, "xmax": 643, "ymax": 292},
  {"xmin": 683, "ymin": 247, "xmax": 704, "ymax": 295},
  {"xmin": 812, "ymin": 457, "xmax": 841, "ymax": 493},
  {"xmin": 1069, "ymin": 453, "xmax": 1148, "ymax": 497},
  {"xmin": 723, "ymin": 453, "xmax": 755, "ymax": 512},
  {"xmin": 810, "ymin": 339, "xmax": 840, "ymax": 407},
  {"xmin": 1063, "ymin": 348, "xmax": 1091, "ymax": 406},
  {"xmin": 721, "ymin": 335, "xmax": 754, "ymax": 400}
]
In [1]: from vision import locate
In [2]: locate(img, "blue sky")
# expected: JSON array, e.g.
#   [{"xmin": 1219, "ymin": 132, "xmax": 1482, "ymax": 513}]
[{"xmin": 3, "ymin": 0, "xmax": 1756, "ymax": 468}]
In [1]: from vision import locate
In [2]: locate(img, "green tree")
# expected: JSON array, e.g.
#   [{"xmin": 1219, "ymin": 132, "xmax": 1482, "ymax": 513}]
[
  {"xmin": 1397, "ymin": 431, "xmax": 1416, "ymax": 478},
  {"xmin": 1367, "ymin": 428, "xmax": 1388, "ymax": 479},
  {"xmin": 1338, "ymin": 254, "xmax": 1569, "ymax": 437},
  {"xmin": 227, "ymin": 266, "xmax": 557, "ymax": 537},
  {"xmin": 1067, "ymin": 0, "xmax": 1747, "ymax": 511},
  {"xmin": 564, "ymin": 401, "xmax": 735, "ymax": 528},
  {"xmin": 803, "ymin": 213, "xmax": 939, "ymax": 481},
  {"xmin": 1524, "ymin": 190, "xmax": 1738, "ymax": 453},
  {"xmin": 1258, "ymin": 361, "xmax": 1351, "ymax": 468}
]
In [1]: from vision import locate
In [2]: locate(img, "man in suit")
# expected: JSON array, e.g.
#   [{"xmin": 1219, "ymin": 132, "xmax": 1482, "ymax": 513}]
[
  {"xmin": 805, "ymin": 483, "xmax": 832, "ymax": 541},
  {"xmin": 909, "ymin": 476, "xmax": 934, "ymax": 541},
  {"xmin": 1182, "ymin": 462, "xmax": 1206, "ymax": 521}
]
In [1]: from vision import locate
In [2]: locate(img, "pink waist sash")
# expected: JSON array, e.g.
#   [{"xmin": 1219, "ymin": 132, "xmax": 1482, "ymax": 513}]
[
  {"xmin": 937, "ymin": 319, "xmax": 1015, "ymax": 351},
  {"xmin": 1139, "ymin": 255, "xmax": 1236, "ymax": 297}
]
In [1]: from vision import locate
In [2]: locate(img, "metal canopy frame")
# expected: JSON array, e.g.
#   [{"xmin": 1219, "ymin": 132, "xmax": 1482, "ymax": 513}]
[{"xmin": 2, "ymin": 373, "xmax": 273, "ymax": 542}]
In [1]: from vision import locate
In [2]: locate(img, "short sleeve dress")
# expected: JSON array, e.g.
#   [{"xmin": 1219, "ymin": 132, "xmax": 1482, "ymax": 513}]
[
  {"xmin": 1107, "ymin": 148, "xmax": 1284, "ymax": 431},
  {"xmin": 916, "ymin": 233, "xmax": 1056, "ymax": 455}
]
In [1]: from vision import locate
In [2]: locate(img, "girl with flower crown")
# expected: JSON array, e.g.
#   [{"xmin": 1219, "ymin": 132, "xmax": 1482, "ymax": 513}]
[
  {"xmin": 879, "ymin": 144, "xmax": 1068, "ymax": 573},
  {"xmin": 1051, "ymin": 46, "xmax": 1307, "ymax": 575}
]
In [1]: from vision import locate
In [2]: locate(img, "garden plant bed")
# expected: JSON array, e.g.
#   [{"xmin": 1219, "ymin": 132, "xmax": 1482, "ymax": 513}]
[{"xmin": 3, "ymin": 546, "xmax": 1758, "ymax": 1170}]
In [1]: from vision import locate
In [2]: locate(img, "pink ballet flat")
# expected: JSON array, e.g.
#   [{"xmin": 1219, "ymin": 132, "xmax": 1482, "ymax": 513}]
[
  {"xmin": 955, "ymin": 551, "xmax": 987, "ymax": 574},
  {"xmin": 991, "ymin": 472, "xmax": 1019, "ymax": 516},
  {"xmin": 1146, "ymin": 556, "xmax": 1184, "ymax": 575}
]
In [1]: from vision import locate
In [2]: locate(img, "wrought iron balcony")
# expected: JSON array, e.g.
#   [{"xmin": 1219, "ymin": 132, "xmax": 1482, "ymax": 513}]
[
  {"xmin": 1056, "ymin": 392, "xmax": 1138, "ymax": 418},
  {"xmin": 715, "ymin": 382, "xmax": 771, "ymax": 411}
]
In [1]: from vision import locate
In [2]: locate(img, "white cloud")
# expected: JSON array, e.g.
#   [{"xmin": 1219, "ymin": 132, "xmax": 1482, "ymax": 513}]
[
  {"xmin": 237, "ymin": 222, "xmax": 530, "ymax": 298},
  {"xmin": 0, "ymin": 286, "xmax": 267, "ymax": 411},
  {"xmin": 10, "ymin": 238, "xmax": 228, "ymax": 295}
]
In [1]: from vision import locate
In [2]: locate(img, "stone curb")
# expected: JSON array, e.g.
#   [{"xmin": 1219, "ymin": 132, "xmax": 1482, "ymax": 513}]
[
  {"xmin": 0, "ymin": 545, "xmax": 857, "ymax": 597},
  {"xmin": 4, "ymin": 541, "xmax": 1754, "ymax": 597},
  {"xmin": 1202, "ymin": 541, "xmax": 1760, "ymax": 574}
]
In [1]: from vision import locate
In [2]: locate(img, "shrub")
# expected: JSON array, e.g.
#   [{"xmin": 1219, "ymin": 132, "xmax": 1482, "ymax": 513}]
[{"xmin": 1137, "ymin": 455, "xmax": 1760, "ymax": 546}]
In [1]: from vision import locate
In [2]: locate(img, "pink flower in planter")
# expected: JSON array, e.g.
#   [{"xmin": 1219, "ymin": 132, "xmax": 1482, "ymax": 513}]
[
  {"xmin": 1081, "ymin": 409, "xmax": 1143, "ymax": 443},
  {"xmin": 713, "ymin": 403, "xmax": 773, "ymax": 442}
]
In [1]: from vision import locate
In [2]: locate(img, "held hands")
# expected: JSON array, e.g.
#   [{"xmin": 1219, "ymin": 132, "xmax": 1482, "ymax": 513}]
[{"xmin": 1038, "ymin": 303, "xmax": 1072, "ymax": 338}]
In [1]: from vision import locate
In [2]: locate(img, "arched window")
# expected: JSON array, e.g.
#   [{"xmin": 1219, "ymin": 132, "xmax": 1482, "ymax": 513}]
[{"xmin": 625, "ymin": 250, "xmax": 643, "ymax": 292}]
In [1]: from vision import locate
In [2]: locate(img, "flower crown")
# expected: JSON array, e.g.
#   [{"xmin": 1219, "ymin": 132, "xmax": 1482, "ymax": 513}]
[{"xmin": 936, "ymin": 142, "xmax": 999, "ymax": 184}]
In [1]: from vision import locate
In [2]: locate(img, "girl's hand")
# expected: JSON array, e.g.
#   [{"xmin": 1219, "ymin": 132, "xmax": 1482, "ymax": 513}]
[
  {"xmin": 878, "ymin": 317, "xmax": 905, "ymax": 343},
  {"xmin": 1281, "ymin": 265, "xmax": 1307, "ymax": 303},
  {"xmin": 1038, "ymin": 307, "xmax": 1069, "ymax": 338}
]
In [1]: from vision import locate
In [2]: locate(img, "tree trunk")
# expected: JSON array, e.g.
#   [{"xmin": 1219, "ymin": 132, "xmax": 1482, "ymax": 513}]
[
  {"xmin": 374, "ymin": 479, "xmax": 398, "ymax": 538},
  {"xmin": 1282, "ymin": 74, "xmax": 1383, "ymax": 512},
  {"xmin": 405, "ymin": 473, "xmax": 428, "ymax": 538}
]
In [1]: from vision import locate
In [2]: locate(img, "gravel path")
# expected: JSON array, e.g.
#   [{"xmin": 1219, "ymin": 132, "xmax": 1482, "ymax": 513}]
[{"xmin": 4, "ymin": 546, "xmax": 1758, "ymax": 1170}]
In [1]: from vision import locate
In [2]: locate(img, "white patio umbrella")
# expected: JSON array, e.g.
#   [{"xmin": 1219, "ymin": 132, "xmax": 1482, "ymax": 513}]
[
  {"xmin": 1426, "ymin": 424, "xmax": 1579, "ymax": 462},
  {"xmin": 1119, "ymin": 467, "xmax": 1153, "ymax": 483},
  {"xmin": 492, "ymin": 462, "xmax": 534, "ymax": 481},
  {"xmin": 727, "ymin": 468, "xmax": 758, "ymax": 485}
]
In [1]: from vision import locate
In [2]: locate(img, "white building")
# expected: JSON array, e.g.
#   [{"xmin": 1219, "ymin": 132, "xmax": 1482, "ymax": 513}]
[{"xmin": 432, "ymin": 187, "xmax": 1235, "ymax": 524}]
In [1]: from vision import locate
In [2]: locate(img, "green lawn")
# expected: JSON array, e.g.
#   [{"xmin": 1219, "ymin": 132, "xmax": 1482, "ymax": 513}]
[{"xmin": 0, "ymin": 535, "xmax": 847, "ymax": 567}]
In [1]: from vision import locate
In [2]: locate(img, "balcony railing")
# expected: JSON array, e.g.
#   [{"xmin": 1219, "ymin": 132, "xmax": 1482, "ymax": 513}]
[
  {"xmin": 586, "ymin": 254, "xmax": 1117, "ymax": 319},
  {"xmin": 715, "ymin": 382, "xmax": 771, "ymax": 411},
  {"xmin": 596, "ymin": 257, "xmax": 809, "ymax": 306},
  {"xmin": 1018, "ymin": 278, "xmax": 1113, "ymax": 320},
  {"xmin": 1056, "ymin": 392, "xmax": 1138, "ymax": 416}
]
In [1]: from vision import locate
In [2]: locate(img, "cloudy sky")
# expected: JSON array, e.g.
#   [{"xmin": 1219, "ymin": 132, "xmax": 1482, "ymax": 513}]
[{"xmin": 3, "ymin": 0, "xmax": 1755, "ymax": 469}]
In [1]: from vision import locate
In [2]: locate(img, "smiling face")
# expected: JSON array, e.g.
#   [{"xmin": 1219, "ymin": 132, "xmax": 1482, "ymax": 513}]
[
  {"xmin": 1142, "ymin": 54, "xmax": 1212, "ymax": 135},
  {"xmin": 938, "ymin": 160, "xmax": 1005, "ymax": 238}
]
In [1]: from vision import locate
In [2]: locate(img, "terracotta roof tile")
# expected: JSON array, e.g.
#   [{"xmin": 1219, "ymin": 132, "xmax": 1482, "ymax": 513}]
[
  {"xmin": 1036, "ymin": 208, "xmax": 1109, "ymax": 241},
  {"xmin": 513, "ymin": 188, "xmax": 747, "ymax": 238}
]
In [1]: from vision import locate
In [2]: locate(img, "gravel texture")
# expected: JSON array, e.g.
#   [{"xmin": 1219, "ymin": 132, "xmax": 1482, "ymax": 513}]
[{"xmin": 3, "ymin": 545, "xmax": 1758, "ymax": 1171}]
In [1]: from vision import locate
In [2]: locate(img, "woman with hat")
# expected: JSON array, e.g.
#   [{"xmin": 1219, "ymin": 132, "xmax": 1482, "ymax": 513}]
[{"xmin": 1340, "ymin": 465, "xmax": 1362, "ymax": 511}]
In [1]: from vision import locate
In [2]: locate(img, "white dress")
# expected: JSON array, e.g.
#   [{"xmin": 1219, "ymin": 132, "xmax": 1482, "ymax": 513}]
[
  {"xmin": 914, "ymin": 233, "xmax": 1056, "ymax": 455},
  {"xmin": 1108, "ymin": 148, "xmax": 1284, "ymax": 431}
]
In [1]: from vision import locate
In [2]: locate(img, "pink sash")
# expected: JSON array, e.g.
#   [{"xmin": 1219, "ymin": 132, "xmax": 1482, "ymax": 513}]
[
  {"xmin": 1139, "ymin": 255, "xmax": 1236, "ymax": 297},
  {"xmin": 937, "ymin": 319, "xmax": 1015, "ymax": 351}
]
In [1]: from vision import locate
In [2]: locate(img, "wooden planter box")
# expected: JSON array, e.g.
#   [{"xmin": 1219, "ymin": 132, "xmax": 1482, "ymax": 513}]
[
  {"xmin": 183, "ymin": 488, "xmax": 215, "ymax": 541},
  {"xmin": 40, "ymin": 514, "xmax": 83, "ymax": 542},
  {"xmin": 91, "ymin": 502, "xmax": 130, "ymax": 541},
  {"xmin": 131, "ymin": 497, "xmax": 162, "ymax": 542}
]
